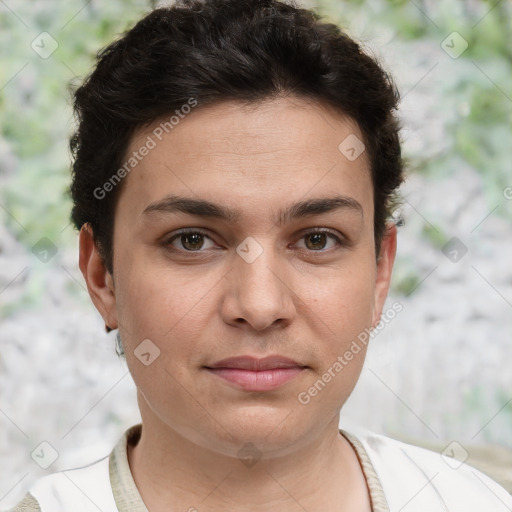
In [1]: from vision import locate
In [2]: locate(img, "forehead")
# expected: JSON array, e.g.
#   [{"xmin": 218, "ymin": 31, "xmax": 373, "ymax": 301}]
[{"xmin": 116, "ymin": 96, "xmax": 373, "ymax": 225}]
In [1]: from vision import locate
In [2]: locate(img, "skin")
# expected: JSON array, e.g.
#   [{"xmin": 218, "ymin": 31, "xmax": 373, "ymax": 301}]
[{"xmin": 79, "ymin": 96, "xmax": 397, "ymax": 511}]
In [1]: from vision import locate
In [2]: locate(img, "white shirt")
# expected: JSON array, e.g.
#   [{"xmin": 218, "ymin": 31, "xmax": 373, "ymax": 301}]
[{"xmin": 8, "ymin": 424, "xmax": 512, "ymax": 512}]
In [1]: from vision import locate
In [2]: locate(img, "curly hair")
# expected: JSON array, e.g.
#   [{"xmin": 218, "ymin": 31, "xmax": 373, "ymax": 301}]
[{"xmin": 69, "ymin": 0, "xmax": 404, "ymax": 278}]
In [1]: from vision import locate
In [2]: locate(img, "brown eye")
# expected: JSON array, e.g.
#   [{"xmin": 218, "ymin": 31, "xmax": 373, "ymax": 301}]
[
  {"xmin": 297, "ymin": 230, "xmax": 343, "ymax": 252},
  {"xmin": 304, "ymin": 232, "xmax": 329, "ymax": 250},
  {"xmin": 166, "ymin": 230, "xmax": 215, "ymax": 252},
  {"xmin": 180, "ymin": 233, "xmax": 205, "ymax": 251}
]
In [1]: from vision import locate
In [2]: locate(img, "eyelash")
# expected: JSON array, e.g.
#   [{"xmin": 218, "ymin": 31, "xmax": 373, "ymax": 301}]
[{"xmin": 163, "ymin": 228, "xmax": 346, "ymax": 256}]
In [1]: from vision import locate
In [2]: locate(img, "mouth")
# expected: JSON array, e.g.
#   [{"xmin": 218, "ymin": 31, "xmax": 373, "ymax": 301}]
[{"xmin": 204, "ymin": 355, "xmax": 308, "ymax": 392}]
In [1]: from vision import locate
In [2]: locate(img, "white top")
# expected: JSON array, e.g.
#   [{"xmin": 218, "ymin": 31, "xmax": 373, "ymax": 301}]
[{"xmin": 7, "ymin": 424, "xmax": 512, "ymax": 512}]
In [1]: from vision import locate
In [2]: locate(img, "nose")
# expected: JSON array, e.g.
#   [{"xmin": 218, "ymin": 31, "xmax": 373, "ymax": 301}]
[{"xmin": 220, "ymin": 239, "xmax": 296, "ymax": 332}]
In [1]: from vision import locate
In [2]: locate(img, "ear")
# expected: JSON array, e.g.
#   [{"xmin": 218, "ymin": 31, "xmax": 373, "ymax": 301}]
[
  {"xmin": 78, "ymin": 223, "xmax": 118, "ymax": 330},
  {"xmin": 371, "ymin": 221, "xmax": 397, "ymax": 327}
]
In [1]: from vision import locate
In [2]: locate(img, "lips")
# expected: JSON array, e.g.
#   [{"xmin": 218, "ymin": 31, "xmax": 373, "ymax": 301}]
[
  {"xmin": 205, "ymin": 355, "xmax": 306, "ymax": 371},
  {"xmin": 204, "ymin": 356, "xmax": 307, "ymax": 392}
]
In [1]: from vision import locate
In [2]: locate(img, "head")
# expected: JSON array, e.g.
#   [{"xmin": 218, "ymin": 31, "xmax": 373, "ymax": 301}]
[{"xmin": 73, "ymin": 0, "xmax": 403, "ymax": 456}]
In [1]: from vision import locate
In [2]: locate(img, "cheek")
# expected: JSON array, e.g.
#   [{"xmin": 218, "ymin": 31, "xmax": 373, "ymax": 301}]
[
  {"xmin": 301, "ymin": 262, "xmax": 376, "ymax": 333},
  {"xmin": 115, "ymin": 257, "xmax": 211, "ymax": 333},
  {"xmin": 116, "ymin": 265, "xmax": 205, "ymax": 403},
  {"xmin": 294, "ymin": 270, "xmax": 375, "ymax": 406},
  {"xmin": 114, "ymin": 260, "xmax": 222, "ymax": 396},
  {"xmin": 297, "ymin": 266, "xmax": 376, "ymax": 401}
]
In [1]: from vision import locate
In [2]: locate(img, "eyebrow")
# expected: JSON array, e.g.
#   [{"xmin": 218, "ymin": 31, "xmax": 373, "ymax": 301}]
[{"xmin": 141, "ymin": 194, "xmax": 363, "ymax": 225}]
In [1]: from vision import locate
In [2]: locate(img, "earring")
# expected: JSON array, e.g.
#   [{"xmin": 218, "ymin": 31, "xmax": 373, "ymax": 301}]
[{"xmin": 115, "ymin": 330, "xmax": 125, "ymax": 357}]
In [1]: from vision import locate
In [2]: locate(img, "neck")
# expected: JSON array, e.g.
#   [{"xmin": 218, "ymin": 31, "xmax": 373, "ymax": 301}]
[{"xmin": 128, "ymin": 404, "xmax": 371, "ymax": 511}]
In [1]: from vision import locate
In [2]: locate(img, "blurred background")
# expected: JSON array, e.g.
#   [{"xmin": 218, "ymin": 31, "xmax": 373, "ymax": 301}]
[{"xmin": 1, "ymin": 0, "xmax": 511, "ymax": 507}]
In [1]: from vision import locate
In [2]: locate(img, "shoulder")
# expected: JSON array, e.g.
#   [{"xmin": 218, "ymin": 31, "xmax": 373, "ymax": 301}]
[
  {"xmin": 6, "ymin": 455, "xmax": 117, "ymax": 512},
  {"xmin": 343, "ymin": 426, "xmax": 512, "ymax": 512},
  {"xmin": 5, "ymin": 425, "xmax": 142, "ymax": 512}
]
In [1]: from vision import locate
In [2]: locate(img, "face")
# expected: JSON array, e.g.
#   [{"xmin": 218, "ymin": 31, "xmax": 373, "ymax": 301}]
[{"xmin": 80, "ymin": 96, "xmax": 396, "ymax": 458}]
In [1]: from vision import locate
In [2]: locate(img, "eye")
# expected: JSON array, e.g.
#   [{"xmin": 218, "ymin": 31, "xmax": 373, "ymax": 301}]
[
  {"xmin": 165, "ymin": 229, "xmax": 216, "ymax": 252},
  {"xmin": 294, "ymin": 229, "xmax": 344, "ymax": 252}
]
